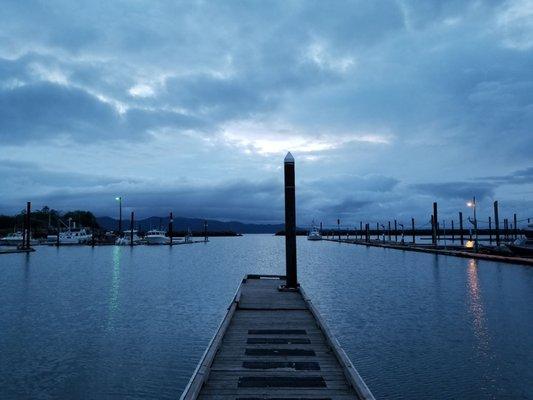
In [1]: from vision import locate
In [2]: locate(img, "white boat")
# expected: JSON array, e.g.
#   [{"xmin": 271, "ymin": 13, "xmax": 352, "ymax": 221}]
[
  {"xmin": 145, "ymin": 229, "xmax": 169, "ymax": 245},
  {"xmin": 507, "ymin": 223, "xmax": 533, "ymax": 257},
  {"xmin": 47, "ymin": 228, "xmax": 92, "ymax": 245},
  {"xmin": 115, "ymin": 229, "xmax": 142, "ymax": 246},
  {"xmin": 1, "ymin": 231, "xmax": 37, "ymax": 246},
  {"xmin": 307, "ymin": 223, "xmax": 322, "ymax": 241}
]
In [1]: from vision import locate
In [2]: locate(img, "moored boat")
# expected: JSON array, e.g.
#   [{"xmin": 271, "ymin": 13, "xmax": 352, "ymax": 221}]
[
  {"xmin": 307, "ymin": 222, "xmax": 322, "ymax": 241},
  {"xmin": 115, "ymin": 229, "xmax": 142, "ymax": 246},
  {"xmin": 507, "ymin": 223, "xmax": 533, "ymax": 257},
  {"xmin": 145, "ymin": 229, "xmax": 169, "ymax": 245}
]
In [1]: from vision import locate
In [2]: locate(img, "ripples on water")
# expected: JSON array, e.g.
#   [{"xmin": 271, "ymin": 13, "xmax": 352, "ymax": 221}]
[{"xmin": 0, "ymin": 236, "xmax": 532, "ymax": 399}]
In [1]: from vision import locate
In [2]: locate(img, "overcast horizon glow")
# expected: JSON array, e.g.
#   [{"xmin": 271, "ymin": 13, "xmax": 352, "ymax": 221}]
[{"xmin": 0, "ymin": 1, "xmax": 532, "ymax": 226}]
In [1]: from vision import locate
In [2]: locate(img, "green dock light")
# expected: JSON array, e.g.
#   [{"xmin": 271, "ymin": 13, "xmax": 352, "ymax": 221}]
[{"xmin": 115, "ymin": 196, "xmax": 122, "ymax": 235}]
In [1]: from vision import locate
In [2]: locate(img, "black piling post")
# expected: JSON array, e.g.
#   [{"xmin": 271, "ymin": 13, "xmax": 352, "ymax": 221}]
[
  {"xmin": 169, "ymin": 212, "xmax": 173, "ymax": 246},
  {"xmin": 204, "ymin": 220, "xmax": 208, "ymax": 242},
  {"xmin": 432, "ymin": 202, "xmax": 438, "ymax": 245},
  {"xmin": 376, "ymin": 223, "xmax": 379, "ymax": 241},
  {"xmin": 337, "ymin": 219, "xmax": 340, "ymax": 241},
  {"xmin": 514, "ymin": 213, "xmax": 518, "ymax": 238},
  {"xmin": 504, "ymin": 218, "xmax": 508, "ymax": 240},
  {"xmin": 388, "ymin": 221, "xmax": 391, "ymax": 241},
  {"xmin": 130, "ymin": 211, "xmax": 134, "ymax": 247},
  {"xmin": 451, "ymin": 220, "xmax": 455, "ymax": 242},
  {"xmin": 394, "ymin": 219, "xmax": 397, "ymax": 242},
  {"xmin": 459, "ymin": 212, "xmax": 464, "ymax": 246},
  {"xmin": 283, "ymin": 152, "xmax": 297, "ymax": 289},
  {"xmin": 488, "ymin": 216, "xmax": 492, "ymax": 244},
  {"xmin": 411, "ymin": 218, "xmax": 415, "ymax": 244},
  {"xmin": 359, "ymin": 221, "xmax": 362, "ymax": 239},
  {"xmin": 56, "ymin": 217, "xmax": 60, "ymax": 247},
  {"xmin": 494, "ymin": 201, "xmax": 500, "ymax": 246},
  {"xmin": 320, "ymin": 222, "xmax": 323, "ymax": 233},
  {"xmin": 431, "ymin": 215, "xmax": 436, "ymax": 246},
  {"xmin": 365, "ymin": 223, "xmax": 369, "ymax": 242},
  {"xmin": 24, "ymin": 201, "xmax": 31, "ymax": 249}
]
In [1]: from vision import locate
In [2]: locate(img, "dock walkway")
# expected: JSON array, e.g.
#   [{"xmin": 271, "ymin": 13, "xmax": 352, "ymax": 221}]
[
  {"xmin": 181, "ymin": 275, "xmax": 374, "ymax": 400},
  {"xmin": 324, "ymin": 238, "xmax": 533, "ymax": 267}
]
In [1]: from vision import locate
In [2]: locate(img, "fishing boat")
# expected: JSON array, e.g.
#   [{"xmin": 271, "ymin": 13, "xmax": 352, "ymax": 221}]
[
  {"xmin": 145, "ymin": 229, "xmax": 169, "ymax": 245},
  {"xmin": 507, "ymin": 223, "xmax": 533, "ymax": 257},
  {"xmin": 115, "ymin": 229, "xmax": 142, "ymax": 246},
  {"xmin": 0, "ymin": 231, "xmax": 38, "ymax": 246},
  {"xmin": 47, "ymin": 228, "xmax": 92, "ymax": 245},
  {"xmin": 46, "ymin": 219, "xmax": 92, "ymax": 245},
  {"xmin": 307, "ymin": 222, "xmax": 322, "ymax": 241}
]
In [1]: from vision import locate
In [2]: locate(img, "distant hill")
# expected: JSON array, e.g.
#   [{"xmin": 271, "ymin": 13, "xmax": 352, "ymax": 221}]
[{"xmin": 96, "ymin": 216, "xmax": 284, "ymax": 234}]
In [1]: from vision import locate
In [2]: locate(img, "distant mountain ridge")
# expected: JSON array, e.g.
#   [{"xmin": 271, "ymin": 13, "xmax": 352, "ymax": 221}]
[{"xmin": 96, "ymin": 216, "xmax": 284, "ymax": 234}]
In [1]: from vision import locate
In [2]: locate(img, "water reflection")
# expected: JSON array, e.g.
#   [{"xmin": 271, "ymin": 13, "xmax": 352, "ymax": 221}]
[
  {"xmin": 467, "ymin": 259, "xmax": 490, "ymax": 355},
  {"xmin": 107, "ymin": 246, "xmax": 121, "ymax": 332}
]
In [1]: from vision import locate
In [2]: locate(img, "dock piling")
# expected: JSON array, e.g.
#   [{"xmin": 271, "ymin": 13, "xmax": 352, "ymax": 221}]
[
  {"xmin": 411, "ymin": 218, "xmax": 415, "ymax": 244},
  {"xmin": 283, "ymin": 152, "xmax": 297, "ymax": 289},
  {"xmin": 451, "ymin": 220, "xmax": 455, "ymax": 242},
  {"xmin": 394, "ymin": 219, "xmax": 397, "ymax": 242},
  {"xmin": 130, "ymin": 211, "xmax": 134, "ymax": 247},
  {"xmin": 494, "ymin": 201, "xmax": 500, "ymax": 246},
  {"xmin": 459, "ymin": 212, "xmax": 464, "ymax": 245},
  {"xmin": 514, "ymin": 213, "xmax": 518, "ymax": 238},
  {"xmin": 488, "ymin": 216, "xmax": 492, "ymax": 244},
  {"xmin": 169, "ymin": 212, "xmax": 173, "ymax": 245},
  {"xmin": 432, "ymin": 202, "xmax": 438, "ymax": 245}
]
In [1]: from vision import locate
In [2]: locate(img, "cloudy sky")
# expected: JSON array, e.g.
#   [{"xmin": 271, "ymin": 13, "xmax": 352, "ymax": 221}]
[{"xmin": 0, "ymin": 0, "xmax": 532, "ymax": 226}]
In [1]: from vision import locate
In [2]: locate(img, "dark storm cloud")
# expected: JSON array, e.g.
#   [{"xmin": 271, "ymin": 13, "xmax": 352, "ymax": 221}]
[
  {"xmin": 0, "ymin": 159, "xmax": 127, "ymax": 187},
  {"xmin": 411, "ymin": 182, "xmax": 495, "ymax": 200},
  {"xmin": 24, "ymin": 178, "xmax": 284, "ymax": 223},
  {"xmin": 320, "ymin": 198, "xmax": 372, "ymax": 215},
  {"xmin": 482, "ymin": 166, "xmax": 533, "ymax": 185},
  {"xmin": 0, "ymin": 82, "xmax": 203, "ymax": 143}
]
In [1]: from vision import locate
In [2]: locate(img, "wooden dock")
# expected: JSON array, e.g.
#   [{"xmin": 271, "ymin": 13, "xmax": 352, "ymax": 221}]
[
  {"xmin": 181, "ymin": 274, "xmax": 374, "ymax": 400},
  {"xmin": 0, "ymin": 247, "xmax": 35, "ymax": 255},
  {"xmin": 324, "ymin": 238, "xmax": 533, "ymax": 266}
]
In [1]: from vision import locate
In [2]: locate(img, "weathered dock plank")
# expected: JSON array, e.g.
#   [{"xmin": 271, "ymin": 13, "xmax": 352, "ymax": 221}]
[{"xmin": 180, "ymin": 275, "xmax": 374, "ymax": 400}]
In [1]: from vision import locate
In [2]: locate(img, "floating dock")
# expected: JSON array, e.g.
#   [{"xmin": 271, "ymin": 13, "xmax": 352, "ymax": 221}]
[
  {"xmin": 325, "ymin": 238, "xmax": 533, "ymax": 266},
  {"xmin": 0, "ymin": 247, "xmax": 35, "ymax": 255},
  {"xmin": 180, "ymin": 274, "xmax": 374, "ymax": 400}
]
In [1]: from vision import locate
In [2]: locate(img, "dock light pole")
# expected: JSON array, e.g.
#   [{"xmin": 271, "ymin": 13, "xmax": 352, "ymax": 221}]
[
  {"xmin": 283, "ymin": 152, "xmax": 298, "ymax": 289},
  {"xmin": 467, "ymin": 197, "xmax": 478, "ymax": 251},
  {"xmin": 116, "ymin": 196, "xmax": 122, "ymax": 235}
]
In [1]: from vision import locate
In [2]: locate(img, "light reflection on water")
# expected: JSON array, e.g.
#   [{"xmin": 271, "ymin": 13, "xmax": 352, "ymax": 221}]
[
  {"xmin": 0, "ymin": 236, "xmax": 532, "ymax": 400},
  {"xmin": 467, "ymin": 260, "xmax": 490, "ymax": 355},
  {"xmin": 107, "ymin": 246, "xmax": 121, "ymax": 332}
]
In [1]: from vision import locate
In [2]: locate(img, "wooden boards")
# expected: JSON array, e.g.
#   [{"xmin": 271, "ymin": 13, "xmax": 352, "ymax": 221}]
[{"xmin": 180, "ymin": 275, "xmax": 375, "ymax": 400}]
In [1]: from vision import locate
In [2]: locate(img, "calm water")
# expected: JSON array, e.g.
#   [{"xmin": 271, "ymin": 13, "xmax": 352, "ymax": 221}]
[{"xmin": 1, "ymin": 236, "xmax": 532, "ymax": 399}]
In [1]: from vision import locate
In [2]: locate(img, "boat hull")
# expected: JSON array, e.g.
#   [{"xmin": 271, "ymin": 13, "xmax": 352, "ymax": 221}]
[
  {"xmin": 146, "ymin": 236, "xmax": 170, "ymax": 245},
  {"xmin": 507, "ymin": 244, "xmax": 533, "ymax": 257}
]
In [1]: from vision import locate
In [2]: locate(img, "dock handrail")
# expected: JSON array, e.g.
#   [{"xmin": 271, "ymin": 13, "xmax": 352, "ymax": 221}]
[
  {"xmin": 300, "ymin": 286, "xmax": 376, "ymax": 400},
  {"xmin": 179, "ymin": 277, "xmax": 245, "ymax": 400}
]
